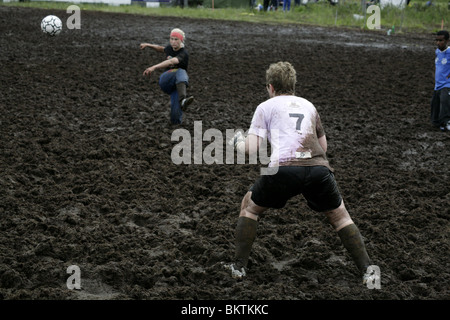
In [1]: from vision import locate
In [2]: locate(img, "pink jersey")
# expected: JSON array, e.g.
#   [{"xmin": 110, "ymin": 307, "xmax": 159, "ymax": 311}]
[{"xmin": 248, "ymin": 95, "xmax": 333, "ymax": 171}]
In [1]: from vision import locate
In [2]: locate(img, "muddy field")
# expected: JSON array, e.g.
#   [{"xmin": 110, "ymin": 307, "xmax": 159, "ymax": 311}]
[{"xmin": 0, "ymin": 5, "xmax": 448, "ymax": 306}]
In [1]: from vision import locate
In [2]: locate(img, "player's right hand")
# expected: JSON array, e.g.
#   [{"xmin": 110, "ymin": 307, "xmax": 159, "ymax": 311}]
[{"xmin": 143, "ymin": 67, "xmax": 153, "ymax": 76}]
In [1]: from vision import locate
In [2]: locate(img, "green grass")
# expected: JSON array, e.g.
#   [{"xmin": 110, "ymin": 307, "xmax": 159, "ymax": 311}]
[{"xmin": 1, "ymin": 0, "xmax": 449, "ymax": 33}]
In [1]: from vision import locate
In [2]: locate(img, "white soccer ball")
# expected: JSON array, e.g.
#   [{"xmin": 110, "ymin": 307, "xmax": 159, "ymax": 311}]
[{"xmin": 41, "ymin": 15, "xmax": 62, "ymax": 36}]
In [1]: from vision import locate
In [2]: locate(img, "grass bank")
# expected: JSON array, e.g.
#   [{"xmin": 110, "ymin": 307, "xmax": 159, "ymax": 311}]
[{"xmin": 1, "ymin": 0, "xmax": 448, "ymax": 33}]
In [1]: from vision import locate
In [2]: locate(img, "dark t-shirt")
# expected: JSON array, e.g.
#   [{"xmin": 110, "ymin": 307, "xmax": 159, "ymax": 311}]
[{"xmin": 164, "ymin": 45, "xmax": 189, "ymax": 71}]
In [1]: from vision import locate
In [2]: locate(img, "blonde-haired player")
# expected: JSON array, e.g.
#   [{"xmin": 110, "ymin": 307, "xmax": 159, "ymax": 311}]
[
  {"xmin": 140, "ymin": 28, "xmax": 194, "ymax": 125},
  {"xmin": 226, "ymin": 61, "xmax": 376, "ymax": 285}
]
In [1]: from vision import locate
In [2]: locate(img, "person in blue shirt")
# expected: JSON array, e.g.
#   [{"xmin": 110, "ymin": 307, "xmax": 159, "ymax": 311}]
[
  {"xmin": 430, "ymin": 30, "xmax": 450, "ymax": 132},
  {"xmin": 141, "ymin": 28, "xmax": 194, "ymax": 125}
]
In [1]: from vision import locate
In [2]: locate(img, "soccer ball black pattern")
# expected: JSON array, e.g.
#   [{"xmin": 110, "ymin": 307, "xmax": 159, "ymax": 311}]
[{"xmin": 41, "ymin": 15, "xmax": 62, "ymax": 36}]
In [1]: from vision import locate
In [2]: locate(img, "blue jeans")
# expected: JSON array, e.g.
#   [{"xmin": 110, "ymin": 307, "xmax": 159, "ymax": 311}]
[{"xmin": 159, "ymin": 68, "xmax": 189, "ymax": 124}]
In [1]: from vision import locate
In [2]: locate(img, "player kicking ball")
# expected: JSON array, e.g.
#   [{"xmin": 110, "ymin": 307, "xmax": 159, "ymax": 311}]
[
  {"xmin": 226, "ymin": 61, "xmax": 376, "ymax": 285},
  {"xmin": 141, "ymin": 28, "xmax": 194, "ymax": 125}
]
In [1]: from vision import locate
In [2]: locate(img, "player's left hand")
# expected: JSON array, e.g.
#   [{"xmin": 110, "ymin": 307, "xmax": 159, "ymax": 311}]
[{"xmin": 228, "ymin": 131, "xmax": 245, "ymax": 149}]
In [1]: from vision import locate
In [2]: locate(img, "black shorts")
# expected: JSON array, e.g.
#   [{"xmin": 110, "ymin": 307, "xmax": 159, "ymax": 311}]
[{"xmin": 250, "ymin": 166, "xmax": 342, "ymax": 212}]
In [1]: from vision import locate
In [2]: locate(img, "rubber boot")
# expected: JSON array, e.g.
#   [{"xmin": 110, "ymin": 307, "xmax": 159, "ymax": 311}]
[
  {"xmin": 337, "ymin": 223, "xmax": 372, "ymax": 274},
  {"xmin": 176, "ymin": 82, "xmax": 194, "ymax": 111}
]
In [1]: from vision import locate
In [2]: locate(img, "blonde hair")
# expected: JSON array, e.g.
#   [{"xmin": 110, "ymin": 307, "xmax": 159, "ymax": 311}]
[
  {"xmin": 266, "ymin": 61, "xmax": 296, "ymax": 95},
  {"xmin": 170, "ymin": 28, "xmax": 185, "ymax": 47}
]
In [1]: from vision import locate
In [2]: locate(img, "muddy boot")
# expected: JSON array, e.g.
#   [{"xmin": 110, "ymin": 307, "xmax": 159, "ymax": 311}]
[
  {"xmin": 176, "ymin": 82, "xmax": 194, "ymax": 111},
  {"xmin": 337, "ymin": 224, "xmax": 372, "ymax": 275}
]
